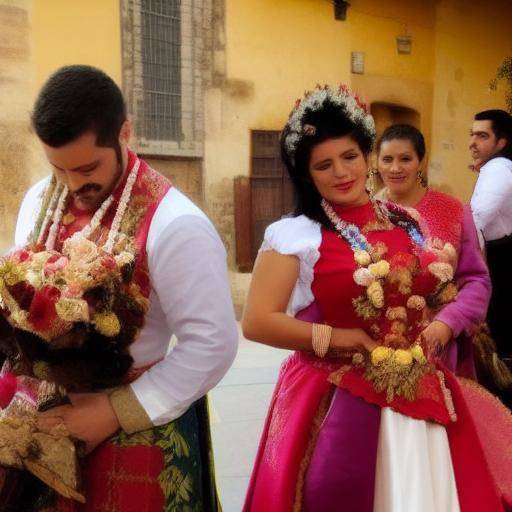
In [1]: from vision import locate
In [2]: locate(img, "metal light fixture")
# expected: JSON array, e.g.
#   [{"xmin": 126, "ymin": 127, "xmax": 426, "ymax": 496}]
[
  {"xmin": 334, "ymin": 0, "xmax": 350, "ymax": 21},
  {"xmin": 396, "ymin": 35, "xmax": 412, "ymax": 54}
]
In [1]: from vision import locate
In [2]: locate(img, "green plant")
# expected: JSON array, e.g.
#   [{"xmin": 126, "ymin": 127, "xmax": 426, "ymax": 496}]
[{"xmin": 490, "ymin": 57, "xmax": 512, "ymax": 113}]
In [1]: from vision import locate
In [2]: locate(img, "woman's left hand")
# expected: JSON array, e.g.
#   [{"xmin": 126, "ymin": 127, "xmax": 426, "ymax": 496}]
[
  {"xmin": 38, "ymin": 392, "xmax": 120, "ymax": 454},
  {"xmin": 417, "ymin": 320, "xmax": 453, "ymax": 356}
]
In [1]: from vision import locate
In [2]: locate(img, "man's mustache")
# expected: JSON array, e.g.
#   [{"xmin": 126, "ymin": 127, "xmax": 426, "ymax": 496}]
[{"xmin": 72, "ymin": 183, "xmax": 102, "ymax": 197}]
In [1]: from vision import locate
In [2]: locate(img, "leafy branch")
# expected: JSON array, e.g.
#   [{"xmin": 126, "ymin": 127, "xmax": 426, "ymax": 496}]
[{"xmin": 490, "ymin": 57, "xmax": 512, "ymax": 113}]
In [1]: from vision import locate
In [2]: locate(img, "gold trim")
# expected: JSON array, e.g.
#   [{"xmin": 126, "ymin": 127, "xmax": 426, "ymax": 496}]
[
  {"xmin": 293, "ymin": 391, "xmax": 332, "ymax": 511},
  {"xmin": 109, "ymin": 385, "xmax": 153, "ymax": 434}
]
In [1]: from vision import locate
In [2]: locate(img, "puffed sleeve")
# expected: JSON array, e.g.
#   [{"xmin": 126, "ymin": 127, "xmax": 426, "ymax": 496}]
[{"xmin": 260, "ymin": 215, "xmax": 322, "ymax": 316}]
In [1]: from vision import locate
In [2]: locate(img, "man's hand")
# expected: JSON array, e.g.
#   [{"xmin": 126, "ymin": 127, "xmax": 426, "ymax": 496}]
[
  {"xmin": 38, "ymin": 392, "xmax": 120, "ymax": 454},
  {"xmin": 418, "ymin": 320, "xmax": 453, "ymax": 356}
]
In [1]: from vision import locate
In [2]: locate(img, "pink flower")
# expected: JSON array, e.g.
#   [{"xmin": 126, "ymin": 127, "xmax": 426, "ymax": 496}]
[
  {"xmin": 63, "ymin": 282, "xmax": 83, "ymax": 298},
  {"xmin": 44, "ymin": 256, "xmax": 69, "ymax": 275}
]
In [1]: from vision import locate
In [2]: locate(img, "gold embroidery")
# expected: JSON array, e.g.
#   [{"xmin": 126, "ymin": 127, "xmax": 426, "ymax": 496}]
[{"xmin": 293, "ymin": 391, "xmax": 332, "ymax": 512}]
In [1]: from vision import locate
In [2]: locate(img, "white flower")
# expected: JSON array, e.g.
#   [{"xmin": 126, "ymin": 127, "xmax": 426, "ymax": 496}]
[
  {"xmin": 115, "ymin": 251, "xmax": 135, "ymax": 267},
  {"xmin": 63, "ymin": 238, "xmax": 99, "ymax": 264},
  {"xmin": 26, "ymin": 270, "xmax": 43, "ymax": 288},
  {"xmin": 353, "ymin": 267, "xmax": 375, "ymax": 286}
]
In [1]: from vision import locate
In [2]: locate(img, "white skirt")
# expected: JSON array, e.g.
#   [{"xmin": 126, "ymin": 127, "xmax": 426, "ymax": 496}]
[{"xmin": 374, "ymin": 407, "xmax": 461, "ymax": 512}]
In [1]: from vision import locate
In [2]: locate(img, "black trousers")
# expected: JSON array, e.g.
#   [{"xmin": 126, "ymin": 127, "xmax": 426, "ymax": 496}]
[{"xmin": 485, "ymin": 234, "xmax": 512, "ymax": 359}]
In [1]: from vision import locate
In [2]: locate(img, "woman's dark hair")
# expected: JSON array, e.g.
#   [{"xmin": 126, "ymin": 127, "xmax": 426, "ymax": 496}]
[
  {"xmin": 280, "ymin": 99, "xmax": 373, "ymax": 228},
  {"xmin": 32, "ymin": 65, "xmax": 126, "ymax": 162},
  {"xmin": 474, "ymin": 109, "xmax": 512, "ymax": 160},
  {"xmin": 376, "ymin": 124, "xmax": 426, "ymax": 161}
]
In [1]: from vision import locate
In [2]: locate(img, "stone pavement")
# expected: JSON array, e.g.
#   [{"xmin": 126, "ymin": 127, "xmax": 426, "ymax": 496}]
[{"xmin": 209, "ymin": 327, "xmax": 290, "ymax": 512}]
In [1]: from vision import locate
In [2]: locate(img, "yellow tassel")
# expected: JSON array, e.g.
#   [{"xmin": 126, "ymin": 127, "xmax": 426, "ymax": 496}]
[{"xmin": 491, "ymin": 353, "xmax": 512, "ymax": 390}]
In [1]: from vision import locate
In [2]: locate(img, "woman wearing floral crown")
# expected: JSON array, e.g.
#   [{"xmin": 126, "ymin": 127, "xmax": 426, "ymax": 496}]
[
  {"xmin": 0, "ymin": 65, "xmax": 237, "ymax": 510},
  {"xmin": 375, "ymin": 124, "xmax": 512, "ymax": 404},
  {"xmin": 242, "ymin": 85, "xmax": 512, "ymax": 511}
]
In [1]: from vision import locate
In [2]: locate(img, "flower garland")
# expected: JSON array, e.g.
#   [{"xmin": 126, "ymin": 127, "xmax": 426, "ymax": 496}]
[
  {"xmin": 40, "ymin": 159, "xmax": 140, "ymax": 253},
  {"xmin": 45, "ymin": 184, "xmax": 69, "ymax": 251},
  {"xmin": 321, "ymin": 199, "xmax": 430, "ymax": 311},
  {"xmin": 321, "ymin": 199, "xmax": 458, "ymax": 402},
  {"xmin": 284, "ymin": 84, "xmax": 376, "ymax": 164}
]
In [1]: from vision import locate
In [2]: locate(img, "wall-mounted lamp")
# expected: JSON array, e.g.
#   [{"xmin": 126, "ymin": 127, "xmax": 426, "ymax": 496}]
[
  {"xmin": 396, "ymin": 35, "xmax": 412, "ymax": 54},
  {"xmin": 334, "ymin": 0, "xmax": 350, "ymax": 21}
]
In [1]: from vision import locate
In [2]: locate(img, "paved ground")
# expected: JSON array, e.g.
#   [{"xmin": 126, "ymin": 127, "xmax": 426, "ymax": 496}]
[{"xmin": 209, "ymin": 329, "xmax": 290, "ymax": 512}]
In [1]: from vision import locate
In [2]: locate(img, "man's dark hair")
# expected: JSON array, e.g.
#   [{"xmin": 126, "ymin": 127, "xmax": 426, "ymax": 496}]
[
  {"xmin": 280, "ymin": 99, "xmax": 373, "ymax": 229},
  {"xmin": 377, "ymin": 124, "xmax": 426, "ymax": 161},
  {"xmin": 474, "ymin": 109, "xmax": 512, "ymax": 159},
  {"xmin": 32, "ymin": 65, "xmax": 126, "ymax": 160}
]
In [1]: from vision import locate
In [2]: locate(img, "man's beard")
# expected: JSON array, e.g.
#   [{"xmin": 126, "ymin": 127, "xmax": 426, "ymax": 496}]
[{"xmin": 77, "ymin": 160, "xmax": 125, "ymax": 209}]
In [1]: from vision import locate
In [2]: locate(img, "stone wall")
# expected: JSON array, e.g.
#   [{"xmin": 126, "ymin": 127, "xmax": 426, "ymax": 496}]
[{"xmin": 0, "ymin": 1, "xmax": 39, "ymax": 252}]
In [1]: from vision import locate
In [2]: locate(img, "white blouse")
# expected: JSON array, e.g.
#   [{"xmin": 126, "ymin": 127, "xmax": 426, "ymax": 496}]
[
  {"xmin": 14, "ymin": 176, "xmax": 238, "ymax": 426},
  {"xmin": 260, "ymin": 215, "xmax": 321, "ymax": 316}
]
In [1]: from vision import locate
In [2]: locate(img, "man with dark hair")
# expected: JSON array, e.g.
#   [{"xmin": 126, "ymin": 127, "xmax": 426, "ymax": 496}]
[
  {"xmin": 1, "ymin": 65, "xmax": 237, "ymax": 510},
  {"xmin": 470, "ymin": 109, "xmax": 512, "ymax": 366}
]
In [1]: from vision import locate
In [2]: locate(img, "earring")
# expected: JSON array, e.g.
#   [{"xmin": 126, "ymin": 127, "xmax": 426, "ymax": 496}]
[
  {"xmin": 417, "ymin": 169, "xmax": 427, "ymax": 188},
  {"xmin": 367, "ymin": 168, "xmax": 376, "ymax": 197}
]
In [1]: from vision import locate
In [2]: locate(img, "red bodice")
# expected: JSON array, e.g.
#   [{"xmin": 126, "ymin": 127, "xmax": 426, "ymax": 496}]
[
  {"xmin": 312, "ymin": 201, "xmax": 415, "ymax": 331},
  {"xmin": 415, "ymin": 189, "xmax": 463, "ymax": 250}
]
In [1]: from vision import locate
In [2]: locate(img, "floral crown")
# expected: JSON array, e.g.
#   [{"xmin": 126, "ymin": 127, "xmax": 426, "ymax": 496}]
[{"xmin": 284, "ymin": 84, "xmax": 376, "ymax": 164}]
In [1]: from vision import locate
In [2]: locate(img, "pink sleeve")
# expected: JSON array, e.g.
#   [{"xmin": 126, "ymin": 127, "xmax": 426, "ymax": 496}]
[{"xmin": 434, "ymin": 206, "xmax": 491, "ymax": 337}]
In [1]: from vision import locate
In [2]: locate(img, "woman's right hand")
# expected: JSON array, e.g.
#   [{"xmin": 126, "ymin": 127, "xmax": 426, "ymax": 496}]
[{"xmin": 331, "ymin": 328, "xmax": 379, "ymax": 353}]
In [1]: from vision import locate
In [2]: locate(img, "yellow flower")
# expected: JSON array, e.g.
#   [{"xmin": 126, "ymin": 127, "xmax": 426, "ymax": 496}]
[
  {"xmin": 386, "ymin": 306, "xmax": 407, "ymax": 321},
  {"xmin": 410, "ymin": 344, "xmax": 426, "ymax": 363},
  {"xmin": 428, "ymin": 262, "xmax": 454, "ymax": 283},
  {"xmin": 407, "ymin": 295, "xmax": 426, "ymax": 310},
  {"xmin": 437, "ymin": 282, "xmax": 458, "ymax": 304},
  {"xmin": 367, "ymin": 281, "xmax": 384, "ymax": 308},
  {"xmin": 371, "ymin": 346, "xmax": 393, "ymax": 365},
  {"xmin": 394, "ymin": 349, "xmax": 413, "ymax": 366},
  {"xmin": 56, "ymin": 298, "xmax": 90, "ymax": 323},
  {"xmin": 93, "ymin": 312, "xmax": 121, "ymax": 337},
  {"xmin": 443, "ymin": 243, "xmax": 457, "ymax": 262},
  {"xmin": 368, "ymin": 260, "xmax": 390, "ymax": 278},
  {"xmin": 0, "ymin": 260, "xmax": 26, "ymax": 286},
  {"xmin": 354, "ymin": 250, "xmax": 371, "ymax": 266}
]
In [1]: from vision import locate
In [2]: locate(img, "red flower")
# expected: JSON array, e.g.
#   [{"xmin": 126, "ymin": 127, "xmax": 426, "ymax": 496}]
[
  {"xmin": 27, "ymin": 285, "xmax": 61, "ymax": 331},
  {"xmin": 15, "ymin": 250, "xmax": 30, "ymax": 263},
  {"xmin": 100, "ymin": 255, "xmax": 117, "ymax": 271},
  {"xmin": 389, "ymin": 252, "xmax": 418, "ymax": 271},
  {"xmin": 8, "ymin": 281, "xmax": 35, "ymax": 310},
  {"xmin": 0, "ymin": 373, "xmax": 16, "ymax": 408}
]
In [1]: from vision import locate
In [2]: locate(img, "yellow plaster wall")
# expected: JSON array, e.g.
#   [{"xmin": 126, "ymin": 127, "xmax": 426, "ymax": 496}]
[
  {"xmin": 31, "ymin": 0, "xmax": 122, "ymax": 95},
  {"xmin": 429, "ymin": 0, "xmax": 512, "ymax": 201}
]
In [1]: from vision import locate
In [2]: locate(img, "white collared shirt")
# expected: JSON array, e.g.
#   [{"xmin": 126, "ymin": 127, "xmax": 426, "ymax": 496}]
[
  {"xmin": 15, "ymin": 177, "xmax": 238, "ymax": 426},
  {"xmin": 470, "ymin": 156, "xmax": 512, "ymax": 243}
]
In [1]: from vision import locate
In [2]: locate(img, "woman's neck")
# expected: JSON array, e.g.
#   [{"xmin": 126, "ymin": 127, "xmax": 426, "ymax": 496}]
[{"xmin": 387, "ymin": 184, "xmax": 427, "ymax": 208}]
